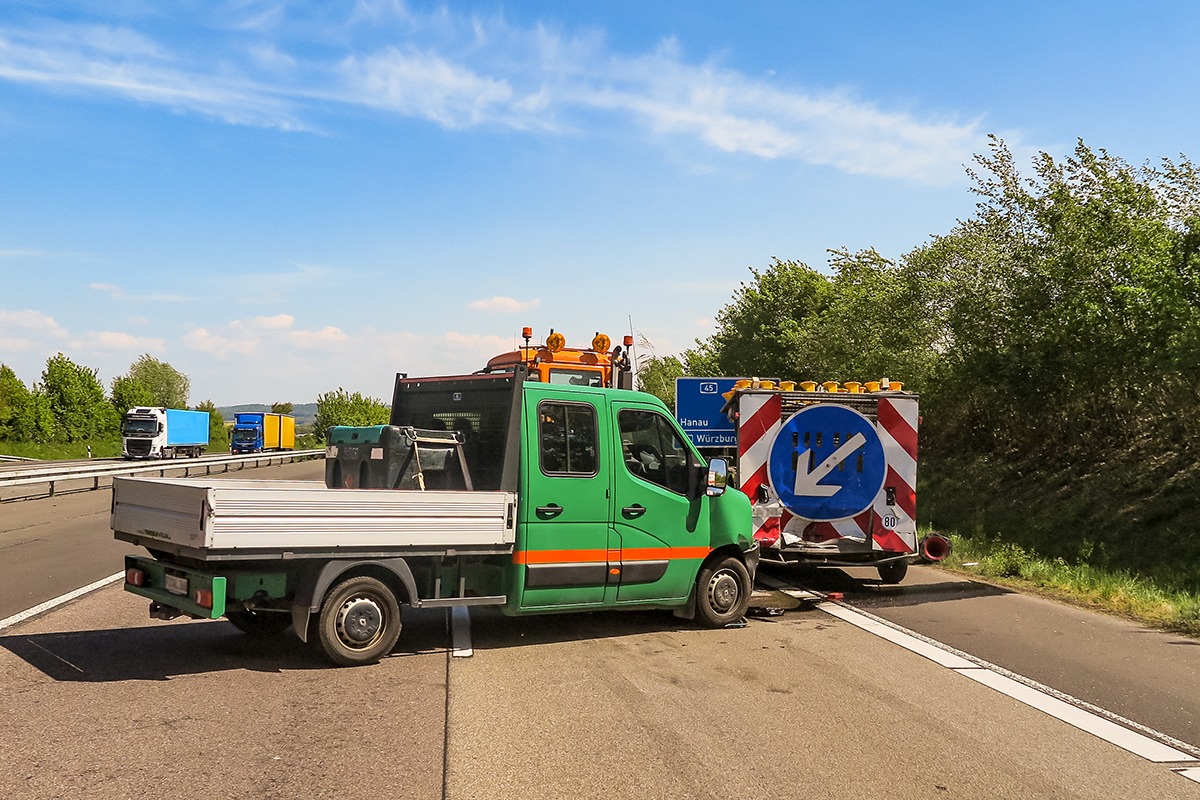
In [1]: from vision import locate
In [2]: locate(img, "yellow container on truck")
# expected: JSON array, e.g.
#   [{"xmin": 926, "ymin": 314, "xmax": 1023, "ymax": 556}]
[{"xmin": 263, "ymin": 413, "xmax": 296, "ymax": 450}]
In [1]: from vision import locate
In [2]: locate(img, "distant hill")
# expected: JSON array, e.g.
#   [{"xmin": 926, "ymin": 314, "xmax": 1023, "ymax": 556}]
[{"xmin": 217, "ymin": 403, "xmax": 318, "ymax": 427}]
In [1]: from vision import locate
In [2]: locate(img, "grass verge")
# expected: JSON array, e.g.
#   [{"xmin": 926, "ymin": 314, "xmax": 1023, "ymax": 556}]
[{"xmin": 933, "ymin": 529, "xmax": 1200, "ymax": 638}]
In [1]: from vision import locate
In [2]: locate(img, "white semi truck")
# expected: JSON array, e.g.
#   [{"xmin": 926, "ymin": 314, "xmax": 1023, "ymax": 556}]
[{"xmin": 121, "ymin": 407, "xmax": 210, "ymax": 459}]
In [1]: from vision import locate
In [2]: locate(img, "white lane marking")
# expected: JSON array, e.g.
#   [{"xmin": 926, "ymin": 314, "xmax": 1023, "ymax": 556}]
[
  {"xmin": 783, "ymin": 587, "xmax": 1199, "ymax": 764},
  {"xmin": 958, "ymin": 668, "xmax": 1193, "ymax": 763},
  {"xmin": 451, "ymin": 605, "xmax": 473, "ymax": 658},
  {"xmin": 1174, "ymin": 767, "xmax": 1200, "ymax": 784},
  {"xmin": 0, "ymin": 572, "xmax": 123, "ymax": 631},
  {"xmin": 817, "ymin": 601, "xmax": 977, "ymax": 670}
]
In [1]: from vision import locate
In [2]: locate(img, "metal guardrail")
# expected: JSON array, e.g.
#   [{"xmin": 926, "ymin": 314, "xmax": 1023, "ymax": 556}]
[{"xmin": 0, "ymin": 449, "xmax": 325, "ymax": 497}]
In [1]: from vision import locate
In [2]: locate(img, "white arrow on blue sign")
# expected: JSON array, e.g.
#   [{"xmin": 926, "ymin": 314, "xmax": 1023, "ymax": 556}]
[{"xmin": 767, "ymin": 403, "xmax": 886, "ymax": 521}]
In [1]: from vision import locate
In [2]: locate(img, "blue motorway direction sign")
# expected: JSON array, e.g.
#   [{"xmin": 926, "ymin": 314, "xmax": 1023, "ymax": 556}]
[
  {"xmin": 675, "ymin": 377, "xmax": 743, "ymax": 448},
  {"xmin": 767, "ymin": 403, "xmax": 885, "ymax": 521}
]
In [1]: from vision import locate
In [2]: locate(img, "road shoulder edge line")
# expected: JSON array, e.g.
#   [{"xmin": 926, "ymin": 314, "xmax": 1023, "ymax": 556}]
[{"xmin": 0, "ymin": 572, "xmax": 124, "ymax": 631}]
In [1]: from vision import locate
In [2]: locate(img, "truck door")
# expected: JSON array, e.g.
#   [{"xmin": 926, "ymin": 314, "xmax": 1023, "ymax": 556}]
[
  {"xmin": 610, "ymin": 401, "xmax": 711, "ymax": 602},
  {"xmin": 518, "ymin": 392, "xmax": 611, "ymax": 608}
]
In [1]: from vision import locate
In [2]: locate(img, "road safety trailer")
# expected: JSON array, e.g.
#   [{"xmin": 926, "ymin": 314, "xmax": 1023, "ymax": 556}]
[
  {"xmin": 113, "ymin": 365, "xmax": 757, "ymax": 666},
  {"xmin": 725, "ymin": 380, "xmax": 948, "ymax": 584}
]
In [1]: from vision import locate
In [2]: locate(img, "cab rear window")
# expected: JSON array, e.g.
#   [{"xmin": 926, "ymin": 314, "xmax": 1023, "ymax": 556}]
[{"xmin": 538, "ymin": 402, "xmax": 598, "ymax": 476}]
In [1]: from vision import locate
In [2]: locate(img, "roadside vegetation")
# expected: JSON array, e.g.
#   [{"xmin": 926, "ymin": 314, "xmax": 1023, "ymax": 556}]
[
  {"xmin": 0, "ymin": 351, "xmax": 360, "ymax": 459},
  {"xmin": 934, "ymin": 530, "xmax": 1200, "ymax": 637},
  {"xmin": 635, "ymin": 137, "xmax": 1200, "ymax": 629}
]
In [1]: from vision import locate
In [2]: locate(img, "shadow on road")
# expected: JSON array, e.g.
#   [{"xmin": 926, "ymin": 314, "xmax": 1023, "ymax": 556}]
[
  {"xmin": 0, "ymin": 606, "xmax": 451, "ymax": 681},
  {"xmin": 465, "ymin": 605, "xmax": 751, "ymax": 651},
  {"xmin": 758, "ymin": 563, "xmax": 1014, "ymax": 611}
]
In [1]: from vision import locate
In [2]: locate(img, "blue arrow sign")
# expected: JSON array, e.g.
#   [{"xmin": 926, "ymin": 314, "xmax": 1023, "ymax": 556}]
[{"xmin": 767, "ymin": 403, "xmax": 885, "ymax": 521}]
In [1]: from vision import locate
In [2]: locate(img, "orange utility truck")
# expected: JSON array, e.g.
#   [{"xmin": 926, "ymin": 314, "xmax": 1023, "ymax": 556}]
[{"xmin": 483, "ymin": 327, "xmax": 634, "ymax": 389}]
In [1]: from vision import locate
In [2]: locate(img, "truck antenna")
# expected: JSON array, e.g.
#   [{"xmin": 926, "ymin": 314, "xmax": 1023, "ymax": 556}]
[{"xmin": 627, "ymin": 315, "xmax": 637, "ymax": 386}]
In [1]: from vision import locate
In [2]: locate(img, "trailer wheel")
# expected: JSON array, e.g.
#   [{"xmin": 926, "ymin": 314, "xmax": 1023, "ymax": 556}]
[
  {"xmin": 227, "ymin": 610, "xmax": 291, "ymax": 636},
  {"xmin": 877, "ymin": 560, "xmax": 909, "ymax": 585},
  {"xmin": 313, "ymin": 576, "xmax": 402, "ymax": 666},
  {"xmin": 694, "ymin": 556, "xmax": 751, "ymax": 627}
]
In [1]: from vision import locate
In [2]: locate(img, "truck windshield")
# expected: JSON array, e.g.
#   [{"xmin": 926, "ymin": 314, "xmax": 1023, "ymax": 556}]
[
  {"xmin": 547, "ymin": 369, "xmax": 603, "ymax": 387},
  {"xmin": 122, "ymin": 419, "xmax": 157, "ymax": 436},
  {"xmin": 232, "ymin": 430, "xmax": 257, "ymax": 443}
]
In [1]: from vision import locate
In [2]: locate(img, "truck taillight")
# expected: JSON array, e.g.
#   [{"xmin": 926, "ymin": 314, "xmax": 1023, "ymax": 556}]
[
  {"xmin": 194, "ymin": 589, "xmax": 214, "ymax": 609},
  {"xmin": 126, "ymin": 568, "xmax": 146, "ymax": 587}
]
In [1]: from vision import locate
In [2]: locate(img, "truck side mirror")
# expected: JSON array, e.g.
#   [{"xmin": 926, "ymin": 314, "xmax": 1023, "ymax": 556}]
[{"xmin": 705, "ymin": 458, "xmax": 729, "ymax": 497}]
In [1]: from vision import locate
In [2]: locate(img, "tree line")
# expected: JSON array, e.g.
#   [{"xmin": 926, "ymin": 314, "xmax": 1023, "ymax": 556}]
[
  {"xmin": 641, "ymin": 137, "xmax": 1200, "ymax": 588},
  {"xmin": 0, "ymin": 354, "xmax": 200, "ymax": 444},
  {"xmin": 0, "ymin": 354, "xmax": 304, "ymax": 452}
]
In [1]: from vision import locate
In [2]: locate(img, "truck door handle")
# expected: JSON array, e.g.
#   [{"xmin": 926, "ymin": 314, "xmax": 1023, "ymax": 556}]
[
  {"xmin": 536, "ymin": 504, "xmax": 564, "ymax": 518},
  {"xmin": 622, "ymin": 504, "xmax": 647, "ymax": 518}
]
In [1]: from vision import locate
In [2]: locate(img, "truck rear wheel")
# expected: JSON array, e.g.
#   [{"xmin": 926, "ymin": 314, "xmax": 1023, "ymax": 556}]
[
  {"xmin": 694, "ymin": 556, "xmax": 751, "ymax": 627},
  {"xmin": 313, "ymin": 576, "xmax": 402, "ymax": 666},
  {"xmin": 877, "ymin": 560, "xmax": 909, "ymax": 584}
]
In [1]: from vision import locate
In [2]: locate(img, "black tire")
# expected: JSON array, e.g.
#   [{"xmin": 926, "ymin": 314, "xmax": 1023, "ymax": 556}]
[
  {"xmin": 877, "ymin": 560, "xmax": 909, "ymax": 585},
  {"xmin": 314, "ymin": 576, "xmax": 402, "ymax": 666},
  {"xmin": 694, "ymin": 556, "xmax": 751, "ymax": 627},
  {"xmin": 227, "ymin": 610, "xmax": 292, "ymax": 636}
]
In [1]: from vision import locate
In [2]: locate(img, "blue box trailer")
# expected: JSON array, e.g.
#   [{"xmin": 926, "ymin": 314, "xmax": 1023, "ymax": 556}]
[
  {"xmin": 122, "ymin": 407, "xmax": 210, "ymax": 459},
  {"xmin": 165, "ymin": 409, "xmax": 210, "ymax": 449}
]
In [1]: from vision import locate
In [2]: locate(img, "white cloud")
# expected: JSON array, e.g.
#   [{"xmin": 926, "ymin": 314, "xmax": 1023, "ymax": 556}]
[
  {"xmin": 340, "ymin": 47, "xmax": 515, "ymax": 128},
  {"xmin": 467, "ymin": 296, "xmax": 540, "ymax": 313},
  {"xmin": 443, "ymin": 331, "xmax": 512, "ymax": 352},
  {"xmin": 0, "ymin": 23, "xmax": 308, "ymax": 130},
  {"xmin": 288, "ymin": 325, "xmax": 349, "ymax": 349},
  {"xmin": 90, "ymin": 282, "xmax": 187, "ymax": 303},
  {"xmin": 74, "ymin": 330, "xmax": 166, "ymax": 351},
  {"xmin": 0, "ymin": 308, "xmax": 68, "ymax": 335},
  {"xmin": 182, "ymin": 327, "xmax": 259, "ymax": 358},
  {"xmin": 90, "ymin": 282, "xmax": 124, "ymax": 298},
  {"xmin": 248, "ymin": 313, "xmax": 295, "ymax": 330},
  {"xmin": 0, "ymin": 10, "xmax": 992, "ymax": 183}
]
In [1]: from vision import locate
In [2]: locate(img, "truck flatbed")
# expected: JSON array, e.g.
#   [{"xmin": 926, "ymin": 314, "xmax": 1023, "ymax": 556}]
[{"xmin": 112, "ymin": 476, "xmax": 517, "ymax": 559}]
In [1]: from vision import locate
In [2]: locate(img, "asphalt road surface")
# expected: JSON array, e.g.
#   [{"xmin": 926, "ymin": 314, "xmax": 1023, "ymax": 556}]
[{"xmin": 2, "ymin": 464, "xmax": 1199, "ymax": 798}]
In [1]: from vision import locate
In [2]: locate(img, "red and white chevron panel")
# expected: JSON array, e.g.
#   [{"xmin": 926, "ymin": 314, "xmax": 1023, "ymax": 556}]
[
  {"xmin": 734, "ymin": 393, "xmax": 783, "ymax": 547},
  {"xmin": 735, "ymin": 392, "xmax": 919, "ymax": 554}
]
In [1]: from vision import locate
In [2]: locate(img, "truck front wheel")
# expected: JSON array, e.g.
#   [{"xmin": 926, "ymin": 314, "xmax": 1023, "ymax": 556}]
[
  {"xmin": 313, "ymin": 576, "xmax": 402, "ymax": 666},
  {"xmin": 694, "ymin": 556, "xmax": 751, "ymax": 627}
]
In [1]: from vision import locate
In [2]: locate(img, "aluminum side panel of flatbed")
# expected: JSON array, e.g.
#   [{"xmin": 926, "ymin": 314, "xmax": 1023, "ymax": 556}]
[{"xmin": 112, "ymin": 476, "xmax": 516, "ymax": 551}]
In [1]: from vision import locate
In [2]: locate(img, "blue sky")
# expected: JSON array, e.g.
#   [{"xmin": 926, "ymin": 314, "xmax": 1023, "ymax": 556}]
[{"xmin": 2, "ymin": 1, "xmax": 1198, "ymax": 406}]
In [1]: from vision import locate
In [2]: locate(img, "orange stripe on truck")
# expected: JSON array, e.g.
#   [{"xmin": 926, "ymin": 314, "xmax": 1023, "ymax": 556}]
[{"xmin": 513, "ymin": 546, "xmax": 711, "ymax": 565}]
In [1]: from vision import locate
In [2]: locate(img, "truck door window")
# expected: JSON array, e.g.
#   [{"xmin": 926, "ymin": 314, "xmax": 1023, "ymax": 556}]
[
  {"xmin": 618, "ymin": 409, "xmax": 693, "ymax": 494},
  {"xmin": 539, "ymin": 402, "xmax": 598, "ymax": 476}
]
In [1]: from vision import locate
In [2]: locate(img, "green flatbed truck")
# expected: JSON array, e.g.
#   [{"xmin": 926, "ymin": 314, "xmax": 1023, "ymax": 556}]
[{"xmin": 113, "ymin": 367, "xmax": 758, "ymax": 666}]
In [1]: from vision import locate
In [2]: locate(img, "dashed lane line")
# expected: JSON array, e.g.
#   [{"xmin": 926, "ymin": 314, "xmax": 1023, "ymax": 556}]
[{"xmin": 451, "ymin": 605, "xmax": 473, "ymax": 657}]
